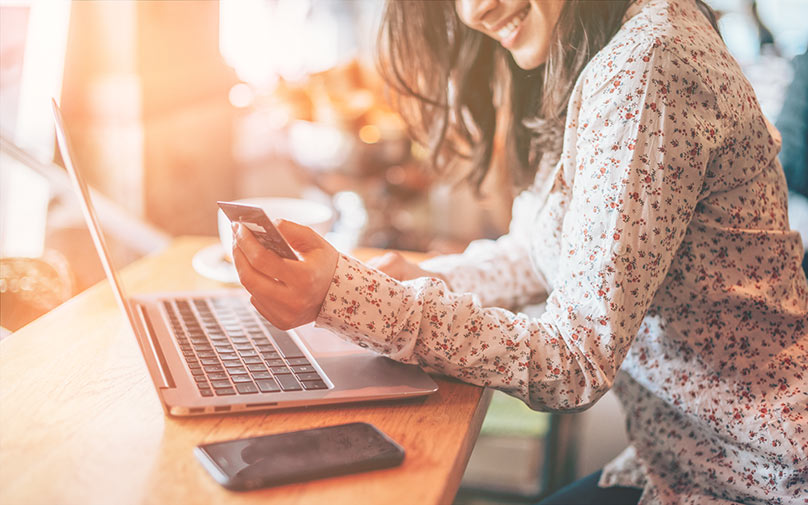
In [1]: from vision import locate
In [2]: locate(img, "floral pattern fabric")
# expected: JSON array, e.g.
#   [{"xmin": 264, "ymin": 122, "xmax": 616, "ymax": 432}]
[{"xmin": 315, "ymin": 0, "xmax": 808, "ymax": 503}]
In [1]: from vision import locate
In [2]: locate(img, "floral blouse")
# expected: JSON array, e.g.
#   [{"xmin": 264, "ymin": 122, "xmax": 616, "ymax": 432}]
[{"xmin": 315, "ymin": 0, "xmax": 808, "ymax": 503}]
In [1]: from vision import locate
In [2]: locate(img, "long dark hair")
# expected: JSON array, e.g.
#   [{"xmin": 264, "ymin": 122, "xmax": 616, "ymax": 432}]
[{"xmin": 378, "ymin": 0, "xmax": 720, "ymax": 191}]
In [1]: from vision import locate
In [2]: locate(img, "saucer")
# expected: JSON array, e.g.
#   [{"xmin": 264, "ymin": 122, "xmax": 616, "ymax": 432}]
[{"xmin": 192, "ymin": 243, "xmax": 239, "ymax": 284}]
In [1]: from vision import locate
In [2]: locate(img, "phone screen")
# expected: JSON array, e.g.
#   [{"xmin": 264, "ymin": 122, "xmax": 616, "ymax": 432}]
[{"xmin": 195, "ymin": 422, "xmax": 405, "ymax": 490}]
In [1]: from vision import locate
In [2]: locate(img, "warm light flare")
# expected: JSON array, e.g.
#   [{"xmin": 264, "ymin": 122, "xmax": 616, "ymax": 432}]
[{"xmin": 358, "ymin": 124, "xmax": 380, "ymax": 144}]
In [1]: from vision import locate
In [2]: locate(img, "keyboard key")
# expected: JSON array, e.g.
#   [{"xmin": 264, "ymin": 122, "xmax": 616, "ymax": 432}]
[
  {"xmin": 199, "ymin": 389, "xmax": 213, "ymax": 397},
  {"xmin": 191, "ymin": 368, "xmax": 206, "ymax": 376},
  {"xmin": 291, "ymin": 365, "xmax": 315, "ymax": 374},
  {"xmin": 260, "ymin": 351, "xmax": 281, "ymax": 360},
  {"xmin": 302, "ymin": 380, "xmax": 327, "ymax": 390},
  {"xmin": 235, "ymin": 382, "xmax": 258, "ymax": 394},
  {"xmin": 243, "ymin": 356, "xmax": 262, "ymax": 364},
  {"xmin": 222, "ymin": 359, "xmax": 242, "ymax": 368},
  {"xmin": 274, "ymin": 374, "xmax": 302, "ymax": 391},
  {"xmin": 265, "ymin": 358, "xmax": 286, "ymax": 367},
  {"xmin": 210, "ymin": 380, "xmax": 232, "ymax": 389},
  {"xmin": 200, "ymin": 358, "xmax": 219, "ymax": 366},
  {"xmin": 251, "ymin": 371, "xmax": 273, "ymax": 379},
  {"xmin": 247, "ymin": 363, "xmax": 267, "ymax": 372},
  {"xmin": 296, "ymin": 372, "xmax": 321, "ymax": 381},
  {"xmin": 232, "ymin": 374, "xmax": 253, "ymax": 383},
  {"xmin": 256, "ymin": 378, "xmax": 280, "ymax": 393},
  {"xmin": 286, "ymin": 358, "xmax": 310, "ymax": 366},
  {"xmin": 238, "ymin": 349, "xmax": 258, "ymax": 357},
  {"xmin": 214, "ymin": 387, "xmax": 235, "ymax": 396},
  {"xmin": 270, "ymin": 366, "xmax": 291, "ymax": 375},
  {"xmin": 266, "ymin": 327, "xmax": 305, "ymax": 358},
  {"xmin": 194, "ymin": 375, "xmax": 208, "ymax": 383},
  {"xmin": 203, "ymin": 365, "xmax": 223, "ymax": 373},
  {"xmin": 208, "ymin": 372, "xmax": 229, "ymax": 381}
]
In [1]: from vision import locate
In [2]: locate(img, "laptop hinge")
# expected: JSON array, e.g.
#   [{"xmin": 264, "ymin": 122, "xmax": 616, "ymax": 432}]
[{"xmin": 136, "ymin": 304, "xmax": 175, "ymax": 389}]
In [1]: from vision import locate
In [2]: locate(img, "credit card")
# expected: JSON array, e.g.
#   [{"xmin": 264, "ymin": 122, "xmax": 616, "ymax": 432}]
[{"xmin": 218, "ymin": 201, "xmax": 299, "ymax": 260}]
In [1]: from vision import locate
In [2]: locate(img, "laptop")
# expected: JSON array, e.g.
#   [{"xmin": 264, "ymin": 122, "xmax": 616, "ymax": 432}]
[{"xmin": 51, "ymin": 99, "xmax": 438, "ymax": 416}]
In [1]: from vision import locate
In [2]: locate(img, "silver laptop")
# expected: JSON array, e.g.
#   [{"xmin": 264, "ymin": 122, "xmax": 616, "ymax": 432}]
[{"xmin": 52, "ymin": 99, "xmax": 437, "ymax": 416}]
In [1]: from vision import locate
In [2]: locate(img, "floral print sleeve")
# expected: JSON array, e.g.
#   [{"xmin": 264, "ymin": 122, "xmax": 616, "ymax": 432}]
[{"xmin": 417, "ymin": 188, "xmax": 551, "ymax": 309}]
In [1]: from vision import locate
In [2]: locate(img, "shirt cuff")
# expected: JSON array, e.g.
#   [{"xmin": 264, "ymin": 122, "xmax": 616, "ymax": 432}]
[{"xmin": 314, "ymin": 253, "xmax": 419, "ymax": 361}]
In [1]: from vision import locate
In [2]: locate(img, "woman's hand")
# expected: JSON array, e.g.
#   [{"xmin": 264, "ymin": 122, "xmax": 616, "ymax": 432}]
[
  {"xmin": 231, "ymin": 220, "xmax": 338, "ymax": 330},
  {"xmin": 367, "ymin": 251, "xmax": 449, "ymax": 285}
]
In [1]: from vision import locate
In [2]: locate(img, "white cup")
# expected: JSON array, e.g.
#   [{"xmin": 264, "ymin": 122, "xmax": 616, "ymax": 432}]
[{"xmin": 218, "ymin": 197, "xmax": 334, "ymax": 259}]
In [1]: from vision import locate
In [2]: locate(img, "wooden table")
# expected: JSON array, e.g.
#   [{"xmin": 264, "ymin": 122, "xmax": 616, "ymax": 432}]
[{"xmin": 0, "ymin": 237, "xmax": 491, "ymax": 505}]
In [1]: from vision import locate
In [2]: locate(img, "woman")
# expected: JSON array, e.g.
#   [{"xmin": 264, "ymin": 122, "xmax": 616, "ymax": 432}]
[{"xmin": 232, "ymin": 0, "xmax": 808, "ymax": 503}]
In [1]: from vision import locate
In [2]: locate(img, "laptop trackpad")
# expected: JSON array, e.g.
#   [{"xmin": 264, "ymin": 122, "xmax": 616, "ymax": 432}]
[{"xmin": 294, "ymin": 324, "xmax": 368, "ymax": 356}]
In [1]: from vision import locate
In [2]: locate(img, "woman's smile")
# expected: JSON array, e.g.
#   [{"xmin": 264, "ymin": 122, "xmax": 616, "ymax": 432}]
[
  {"xmin": 455, "ymin": 0, "xmax": 566, "ymax": 69},
  {"xmin": 491, "ymin": 4, "xmax": 531, "ymax": 48}
]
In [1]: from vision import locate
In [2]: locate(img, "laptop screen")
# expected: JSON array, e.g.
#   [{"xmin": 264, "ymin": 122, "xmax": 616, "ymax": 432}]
[{"xmin": 51, "ymin": 98, "xmax": 141, "ymax": 331}]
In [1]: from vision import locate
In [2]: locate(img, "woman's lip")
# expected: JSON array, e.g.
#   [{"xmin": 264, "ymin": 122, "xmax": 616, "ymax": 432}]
[
  {"xmin": 500, "ymin": 17, "xmax": 525, "ymax": 49},
  {"xmin": 500, "ymin": 26, "xmax": 521, "ymax": 49},
  {"xmin": 497, "ymin": 6, "xmax": 530, "ymax": 49}
]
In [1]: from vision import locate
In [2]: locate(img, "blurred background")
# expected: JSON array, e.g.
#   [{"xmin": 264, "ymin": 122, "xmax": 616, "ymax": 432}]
[{"xmin": 1, "ymin": 0, "xmax": 806, "ymax": 502}]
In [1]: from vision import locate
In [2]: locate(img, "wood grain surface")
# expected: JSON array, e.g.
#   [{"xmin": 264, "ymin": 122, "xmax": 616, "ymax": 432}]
[{"xmin": 0, "ymin": 237, "xmax": 490, "ymax": 505}]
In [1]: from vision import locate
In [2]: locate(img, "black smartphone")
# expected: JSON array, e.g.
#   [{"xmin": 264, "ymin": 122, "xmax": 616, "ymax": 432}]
[
  {"xmin": 217, "ymin": 201, "xmax": 299, "ymax": 260},
  {"xmin": 194, "ymin": 422, "xmax": 405, "ymax": 490}
]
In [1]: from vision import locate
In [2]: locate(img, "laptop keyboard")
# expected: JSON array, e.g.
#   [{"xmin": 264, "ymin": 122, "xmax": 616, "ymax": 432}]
[{"xmin": 162, "ymin": 297, "xmax": 328, "ymax": 397}]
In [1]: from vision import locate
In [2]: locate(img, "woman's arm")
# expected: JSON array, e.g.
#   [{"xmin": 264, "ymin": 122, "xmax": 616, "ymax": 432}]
[
  {"xmin": 367, "ymin": 188, "xmax": 552, "ymax": 309},
  {"xmin": 418, "ymin": 199, "xmax": 551, "ymax": 309},
  {"xmin": 315, "ymin": 39, "xmax": 720, "ymax": 411}
]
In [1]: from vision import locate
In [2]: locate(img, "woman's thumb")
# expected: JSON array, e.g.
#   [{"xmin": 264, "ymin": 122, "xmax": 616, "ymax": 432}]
[{"xmin": 275, "ymin": 219, "xmax": 323, "ymax": 252}]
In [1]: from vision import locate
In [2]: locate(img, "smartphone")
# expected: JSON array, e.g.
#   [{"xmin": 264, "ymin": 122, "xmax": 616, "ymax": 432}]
[
  {"xmin": 194, "ymin": 422, "xmax": 405, "ymax": 490},
  {"xmin": 218, "ymin": 201, "xmax": 298, "ymax": 260}
]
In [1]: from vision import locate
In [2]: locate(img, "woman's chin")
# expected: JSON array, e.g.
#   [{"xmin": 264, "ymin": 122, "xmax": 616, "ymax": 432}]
[{"xmin": 510, "ymin": 48, "xmax": 547, "ymax": 70}]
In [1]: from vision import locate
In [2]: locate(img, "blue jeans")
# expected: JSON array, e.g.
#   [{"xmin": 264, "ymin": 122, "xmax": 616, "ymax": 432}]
[{"xmin": 536, "ymin": 470, "xmax": 642, "ymax": 505}]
